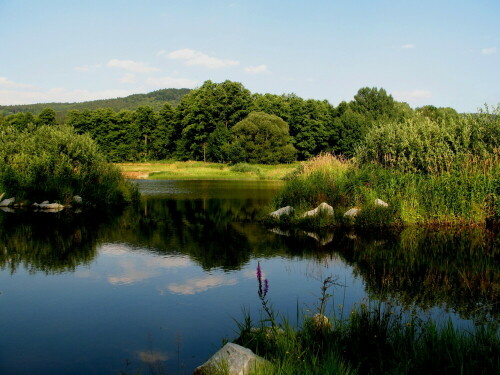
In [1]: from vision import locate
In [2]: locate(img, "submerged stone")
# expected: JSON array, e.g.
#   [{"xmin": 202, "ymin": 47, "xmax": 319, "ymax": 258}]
[{"xmin": 193, "ymin": 343, "xmax": 268, "ymax": 375}]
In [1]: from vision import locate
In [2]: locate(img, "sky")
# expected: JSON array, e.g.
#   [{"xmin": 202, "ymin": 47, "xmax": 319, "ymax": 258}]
[{"xmin": 0, "ymin": 0, "xmax": 498, "ymax": 112}]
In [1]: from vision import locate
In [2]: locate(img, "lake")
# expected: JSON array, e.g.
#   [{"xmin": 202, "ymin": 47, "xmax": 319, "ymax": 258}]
[{"xmin": 0, "ymin": 180, "xmax": 497, "ymax": 374}]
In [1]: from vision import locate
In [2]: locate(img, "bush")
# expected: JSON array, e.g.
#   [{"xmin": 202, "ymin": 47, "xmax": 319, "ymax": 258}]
[{"xmin": 0, "ymin": 125, "xmax": 138, "ymax": 206}]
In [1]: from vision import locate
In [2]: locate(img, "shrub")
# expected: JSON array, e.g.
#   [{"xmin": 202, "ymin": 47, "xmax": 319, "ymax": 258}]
[{"xmin": 0, "ymin": 125, "xmax": 138, "ymax": 206}]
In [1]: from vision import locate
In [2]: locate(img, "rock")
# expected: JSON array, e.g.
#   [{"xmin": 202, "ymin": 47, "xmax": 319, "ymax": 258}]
[
  {"xmin": 41, "ymin": 201, "xmax": 49, "ymax": 205},
  {"xmin": 269, "ymin": 228, "xmax": 291, "ymax": 236},
  {"xmin": 303, "ymin": 202, "xmax": 334, "ymax": 218},
  {"xmin": 38, "ymin": 203, "xmax": 64, "ymax": 209},
  {"xmin": 311, "ymin": 313, "xmax": 332, "ymax": 330},
  {"xmin": 0, "ymin": 197, "xmax": 15, "ymax": 207},
  {"xmin": 73, "ymin": 195, "xmax": 83, "ymax": 204},
  {"xmin": 344, "ymin": 207, "xmax": 361, "ymax": 218},
  {"xmin": 374, "ymin": 198, "xmax": 389, "ymax": 207},
  {"xmin": 193, "ymin": 343, "xmax": 269, "ymax": 375},
  {"xmin": 0, "ymin": 207, "xmax": 15, "ymax": 213},
  {"xmin": 269, "ymin": 206, "xmax": 294, "ymax": 218}
]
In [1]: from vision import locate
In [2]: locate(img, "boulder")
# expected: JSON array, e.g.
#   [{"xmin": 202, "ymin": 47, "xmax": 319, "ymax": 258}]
[
  {"xmin": 303, "ymin": 202, "xmax": 334, "ymax": 218},
  {"xmin": 311, "ymin": 313, "xmax": 332, "ymax": 330},
  {"xmin": 0, "ymin": 197, "xmax": 15, "ymax": 207},
  {"xmin": 73, "ymin": 195, "xmax": 83, "ymax": 204},
  {"xmin": 41, "ymin": 201, "xmax": 49, "ymax": 205},
  {"xmin": 193, "ymin": 343, "xmax": 269, "ymax": 375},
  {"xmin": 374, "ymin": 198, "xmax": 389, "ymax": 207},
  {"xmin": 38, "ymin": 203, "xmax": 64, "ymax": 210},
  {"xmin": 269, "ymin": 206, "xmax": 294, "ymax": 218},
  {"xmin": 344, "ymin": 207, "xmax": 361, "ymax": 218},
  {"xmin": 0, "ymin": 207, "xmax": 15, "ymax": 213}
]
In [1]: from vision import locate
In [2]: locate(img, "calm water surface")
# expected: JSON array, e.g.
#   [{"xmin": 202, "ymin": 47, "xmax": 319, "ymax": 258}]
[{"xmin": 0, "ymin": 180, "xmax": 497, "ymax": 374}]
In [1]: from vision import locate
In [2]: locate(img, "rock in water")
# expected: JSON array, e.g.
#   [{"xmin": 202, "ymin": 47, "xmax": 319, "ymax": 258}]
[
  {"xmin": 303, "ymin": 202, "xmax": 334, "ymax": 218},
  {"xmin": 344, "ymin": 207, "xmax": 361, "ymax": 218},
  {"xmin": 193, "ymin": 343, "xmax": 268, "ymax": 375},
  {"xmin": 0, "ymin": 197, "xmax": 15, "ymax": 207},
  {"xmin": 269, "ymin": 206, "xmax": 294, "ymax": 218},
  {"xmin": 374, "ymin": 198, "xmax": 389, "ymax": 207}
]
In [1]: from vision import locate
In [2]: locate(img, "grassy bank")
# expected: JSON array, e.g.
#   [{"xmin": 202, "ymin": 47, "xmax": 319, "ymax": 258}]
[
  {"xmin": 269, "ymin": 153, "xmax": 499, "ymax": 227},
  {"xmin": 231, "ymin": 271, "xmax": 499, "ymax": 375},
  {"xmin": 117, "ymin": 161, "xmax": 299, "ymax": 180}
]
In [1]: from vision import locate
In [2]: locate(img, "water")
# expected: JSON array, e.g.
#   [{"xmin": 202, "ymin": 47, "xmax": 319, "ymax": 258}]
[{"xmin": 0, "ymin": 180, "xmax": 497, "ymax": 374}]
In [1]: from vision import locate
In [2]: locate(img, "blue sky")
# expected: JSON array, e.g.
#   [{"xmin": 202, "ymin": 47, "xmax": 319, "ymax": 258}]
[{"xmin": 0, "ymin": 0, "xmax": 498, "ymax": 112}]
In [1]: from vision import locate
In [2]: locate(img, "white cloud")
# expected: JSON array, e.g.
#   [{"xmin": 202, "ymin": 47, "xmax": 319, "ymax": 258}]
[
  {"xmin": 393, "ymin": 89, "xmax": 432, "ymax": 102},
  {"xmin": 145, "ymin": 76, "xmax": 198, "ymax": 88},
  {"xmin": 75, "ymin": 64, "xmax": 103, "ymax": 72},
  {"xmin": 0, "ymin": 76, "xmax": 34, "ymax": 89},
  {"xmin": 107, "ymin": 59, "xmax": 160, "ymax": 73},
  {"xmin": 244, "ymin": 64, "xmax": 268, "ymax": 74},
  {"xmin": 481, "ymin": 47, "xmax": 496, "ymax": 55},
  {"xmin": 0, "ymin": 88, "xmax": 139, "ymax": 105},
  {"xmin": 166, "ymin": 275, "xmax": 238, "ymax": 295},
  {"xmin": 401, "ymin": 44, "xmax": 415, "ymax": 49},
  {"xmin": 168, "ymin": 48, "xmax": 240, "ymax": 69},
  {"xmin": 119, "ymin": 73, "xmax": 137, "ymax": 83},
  {"xmin": 157, "ymin": 50, "xmax": 167, "ymax": 56}
]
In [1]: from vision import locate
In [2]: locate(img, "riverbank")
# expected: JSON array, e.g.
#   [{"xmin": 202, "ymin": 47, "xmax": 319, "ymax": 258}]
[
  {"xmin": 269, "ymin": 153, "xmax": 499, "ymax": 227},
  {"xmin": 117, "ymin": 161, "xmax": 299, "ymax": 180}
]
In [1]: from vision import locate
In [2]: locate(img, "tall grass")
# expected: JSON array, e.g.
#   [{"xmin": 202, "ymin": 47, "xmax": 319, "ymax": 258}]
[{"xmin": 234, "ymin": 273, "xmax": 499, "ymax": 375}]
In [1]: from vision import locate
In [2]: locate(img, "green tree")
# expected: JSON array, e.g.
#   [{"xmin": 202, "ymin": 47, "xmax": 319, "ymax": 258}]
[
  {"xmin": 226, "ymin": 111, "xmax": 297, "ymax": 164},
  {"xmin": 37, "ymin": 108, "xmax": 57, "ymax": 126},
  {"xmin": 176, "ymin": 80, "xmax": 252, "ymax": 161}
]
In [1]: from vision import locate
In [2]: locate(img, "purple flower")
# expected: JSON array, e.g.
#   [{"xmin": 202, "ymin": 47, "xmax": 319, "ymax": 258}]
[
  {"xmin": 263, "ymin": 279, "xmax": 269, "ymax": 297},
  {"xmin": 257, "ymin": 262, "xmax": 262, "ymax": 282}
]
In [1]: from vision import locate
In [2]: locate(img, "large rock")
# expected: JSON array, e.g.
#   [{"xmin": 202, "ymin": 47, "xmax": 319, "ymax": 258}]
[
  {"xmin": 374, "ymin": 198, "xmax": 389, "ymax": 207},
  {"xmin": 193, "ymin": 343, "xmax": 269, "ymax": 375},
  {"xmin": 303, "ymin": 202, "xmax": 334, "ymax": 218},
  {"xmin": 344, "ymin": 207, "xmax": 361, "ymax": 218},
  {"xmin": 0, "ymin": 197, "xmax": 15, "ymax": 207},
  {"xmin": 269, "ymin": 206, "xmax": 294, "ymax": 219}
]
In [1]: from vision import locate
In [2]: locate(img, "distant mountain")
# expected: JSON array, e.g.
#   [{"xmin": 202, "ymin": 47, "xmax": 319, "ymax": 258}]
[{"xmin": 0, "ymin": 88, "xmax": 191, "ymax": 119}]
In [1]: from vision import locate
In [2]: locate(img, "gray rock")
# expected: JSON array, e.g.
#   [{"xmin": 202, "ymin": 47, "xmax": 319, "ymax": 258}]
[
  {"xmin": 38, "ymin": 203, "xmax": 64, "ymax": 210},
  {"xmin": 269, "ymin": 206, "xmax": 294, "ymax": 218},
  {"xmin": 303, "ymin": 202, "xmax": 334, "ymax": 218},
  {"xmin": 311, "ymin": 313, "xmax": 332, "ymax": 330},
  {"xmin": 344, "ymin": 207, "xmax": 361, "ymax": 218},
  {"xmin": 193, "ymin": 343, "xmax": 269, "ymax": 375},
  {"xmin": 41, "ymin": 201, "xmax": 49, "ymax": 205},
  {"xmin": 374, "ymin": 198, "xmax": 389, "ymax": 207},
  {"xmin": 0, "ymin": 207, "xmax": 15, "ymax": 213},
  {"xmin": 0, "ymin": 197, "xmax": 15, "ymax": 207},
  {"xmin": 73, "ymin": 195, "xmax": 83, "ymax": 204}
]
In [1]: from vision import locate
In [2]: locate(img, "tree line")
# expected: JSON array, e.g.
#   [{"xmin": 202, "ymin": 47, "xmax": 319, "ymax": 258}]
[{"xmin": 0, "ymin": 80, "xmax": 464, "ymax": 164}]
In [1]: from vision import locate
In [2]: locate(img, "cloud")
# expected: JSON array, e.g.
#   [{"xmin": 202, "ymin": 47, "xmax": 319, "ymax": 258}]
[
  {"xmin": 107, "ymin": 59, "xmax": 160, "ymax": 73},
  {"xmin": 107, "ymin": 259, "xmax": 159, "ymax": 285},
  {"xmin": 0, "ymin": 77, "xmax": 34, "ymax": 89},
  {"xmin": 75, "ymin": 64, "xmax": 103, "ymax": 72},
  {"xmin": 168, "ymin": 49, "xmax": 239, "ymax": 69},
  {"xmin": 0, "ymin": 88, "xmax": 139, "ymax": 105},
  {"xmin": 244, "ymin": 64, "xmax": 268, "ymax": 74},
  {"xmin": 157, "ymin": 50, "xmax": 167, "ymax": 56},
  {"xmin": 393, "ymin": 89, "xmax": 432, "ymax": 102},
  {"xmin": 166, "ymin": 275, "xmax": 238, "ymax": 295},
  {"xmin": 119, "ymin": 73, "xmax": 137, "ymax": 83},
  {"xmin": 481, "ymin": 47, "xmax": 496, "ymax": 55},
  {"xmin": 401, "ymin": 44, "xmax": 415, "ymax": 49},
  {"xmin": 145, "ymin": 76, "xmax": 198, "ymax": 88}
]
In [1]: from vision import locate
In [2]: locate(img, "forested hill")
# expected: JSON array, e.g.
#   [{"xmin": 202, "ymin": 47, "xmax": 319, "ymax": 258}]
[{"xmin": 0, "ymin": 88, "xmax": 191, "ymax": 117}]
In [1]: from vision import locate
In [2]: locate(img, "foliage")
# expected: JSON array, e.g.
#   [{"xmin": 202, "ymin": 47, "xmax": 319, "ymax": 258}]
[
  {"xmin": 226, "ymin": 112, "xmax": 297, "ymax": 164},
  {"xmin": 0, "ymin": 125, "xmax": 138, "ymax": 205}
]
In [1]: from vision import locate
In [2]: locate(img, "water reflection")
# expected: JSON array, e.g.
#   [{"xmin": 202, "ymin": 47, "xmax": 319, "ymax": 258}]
[{"xmin": 0, "ymin": 191, "xmax": 497, "ymax": 322}]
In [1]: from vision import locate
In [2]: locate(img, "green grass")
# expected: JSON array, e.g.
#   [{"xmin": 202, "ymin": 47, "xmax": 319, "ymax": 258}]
[
  {"xmin": 269, "ymin": 153, "xmax": 499, "ymax": 227},
  {"xmin": 117, "ymin": 161, "xmax": 299, "ymax": 181},
  {"xmin": 234, "ymin": 291, "xmax": 499, "ymax": 375}
]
